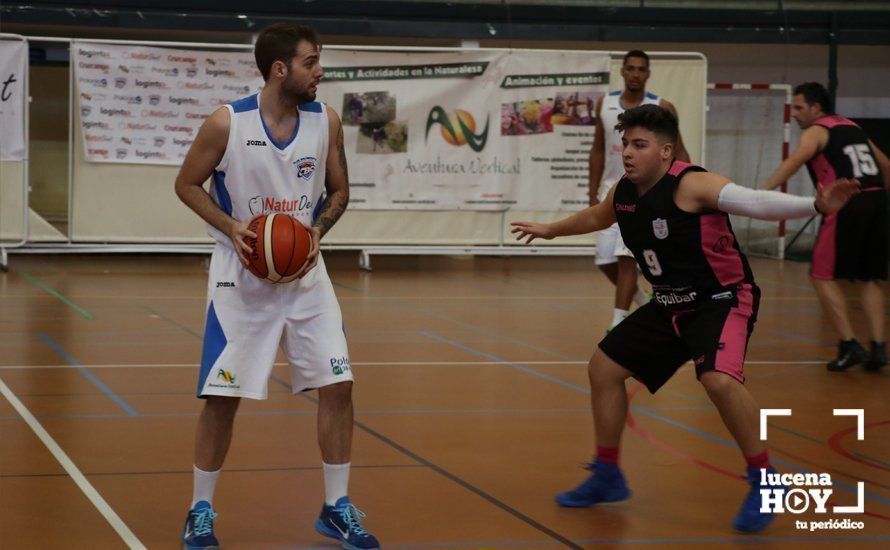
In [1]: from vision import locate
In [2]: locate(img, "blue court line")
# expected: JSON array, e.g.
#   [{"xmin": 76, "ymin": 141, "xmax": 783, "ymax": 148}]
[
  {"xmin": 766, "ymin": 329, "xmax": 835, "ymax": 347},
  {"xmin": 425, "ymin": 331, "xmax": 890, "ymax": 509},
  {"xmin": 421, "ymin": 332, "xmax": 590, "ymax": 393},
  {"xmin": 35, "ymin": 333, "xmax": 138, "ymax": 417}
]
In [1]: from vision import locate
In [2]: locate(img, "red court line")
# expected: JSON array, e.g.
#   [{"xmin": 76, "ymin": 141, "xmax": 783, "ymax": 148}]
[{"xmin": 828, "ymin": 420, "xmax": 890, "ymax": 473}]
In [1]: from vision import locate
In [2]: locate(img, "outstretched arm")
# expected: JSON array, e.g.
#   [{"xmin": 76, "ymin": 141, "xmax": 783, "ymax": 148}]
[
  {"xmin": 512, "ymin": 185, "xmax": 618, "ymax": 244},
  {"xmin": 763, "ymin": 125, "xmax": 827, "ymax": 190},
  {"xmin": 677, "ymin": 170, "xmax": 860, "ymax": 220}
]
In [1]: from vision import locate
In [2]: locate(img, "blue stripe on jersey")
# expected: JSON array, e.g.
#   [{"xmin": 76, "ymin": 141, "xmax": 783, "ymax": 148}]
[
  {"xmin": 609, "ymin": 90, "xmax": 622, "ymax": 96},
  {"xmin": 646, "ymin": 91, "xmax": 658, "ymax": 100},
  {"xmin": 230, "ymin": 94, "xmax": 258, "ymax": 113},
  {"xmin": 212, "ymin": 170, "xmax": 233, "ymax": 215},
  {"xmin": 259, "ymin": 110, "xmax": 301, "ymax": 151},
  {"xmin": 299, "ymin": 101, "xmax": 323, "ymax": 113},
  {"xmin": 312, "ymin": 192, "xmax": 325, "ymax": 222},
  {"xmin": 197, "ymin": 301, "xmax": 227, "ymax": 396}
]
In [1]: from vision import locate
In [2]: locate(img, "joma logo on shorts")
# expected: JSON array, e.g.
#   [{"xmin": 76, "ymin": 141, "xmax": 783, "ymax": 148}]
[
  {"xmin": 216, "ymin": 369, "xmax": 236, "ymax": 384},
  {"xmin": 330, "ymin": 357, "xmax": 351, "ymax": 375},
  {"xmin": 216, "ymin": 281, "xmax": 235, "ymax": 288}
]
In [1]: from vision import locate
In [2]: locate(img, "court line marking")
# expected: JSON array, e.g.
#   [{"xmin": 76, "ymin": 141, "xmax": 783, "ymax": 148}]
[
  {"xmin": 273, "ymin": 376, "xmax": 584, "ymax": 550},
  {"xmin": 35, "ymin": 333, "xmax": 138, "ymax": 417},
  {"xmin": 18, "ymin": 272, "xmax": 94, "ymax": 319},
  {"xmin": 0, "ymin": 378, "xmax": 146, "ymax": 549},
  {"xmin": 0, "ymin": 360, "xmax": 829, "ymax": 370}
]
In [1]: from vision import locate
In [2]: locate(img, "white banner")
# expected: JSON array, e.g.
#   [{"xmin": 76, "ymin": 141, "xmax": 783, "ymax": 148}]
[
  {"xmin": 319, "ymin": 49, "xmax": 610, "ymax": 210},
  {"xmin": 73, "ymin": 42, "xmax": 609, "ymax": 210},
  {"xmin": 73, "ymin": 41, "xmax": 262, "ymax": 165},
  {"xmin": 0, "ymin": 40, "xmax": 27, "ymax": 161}
]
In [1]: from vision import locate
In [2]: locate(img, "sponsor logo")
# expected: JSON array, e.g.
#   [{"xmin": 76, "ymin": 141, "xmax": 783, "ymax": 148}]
[
  {"xmin": 121, "ymin": 136, "xmax": 133, "ymax": 145},
  {"xmin": 294, "ymin": 157, "xmax": 317, "ymax": 181},
  {"xmin": 148, "ymin": 94, "xmax": 162, "ymax": 105},
  {"xmin": 83, "ymin": 121, "xmax": 110, "ymax": 129},
  {"xmin": 652, "ymin": 218, "xmax": 669, "ymax": 240},
  {"xmin": 615, "ymin": 203, "xmax": 636, "ymax": 212},
  {"xmin": 88, "ymin": 148, "xmax": 110, "ymax": 158},
  {"xmin": 205, "ymin": 68, "xmax": 237, "ymax": 78},
  {"xmin": 164, "ymin": 125, "xmax": 193, "ymax": 135},
  {"xmin": 167, "ymin": 54, "xmax": 197, "ymax": 64},
  {"xmin": 113, "ymin": 94, "xmax": 142, "ymax": 105},
  {"xmin": 128, "ymin": 52, "xmax": 161, "ymax": 61},
  {"xmin": 85, "ymin": 134, "xmax": 112, "ymax": 142},
  {"xmin": 143, "ymin": 109, "xmax": 178, "ymax": 118},
  {"xmin": 116, "ymin": 148, "xmax": 128, "ymax": 159},
  {"xmin": 330, "ymin": 357, "xmax": 351, "ymax": 376},
  {"xmin": 135, "ymin": 149, "xmax": 166, "ymax": 159},
  {"xmin": 118, "ymin": 65, "xmax": 130, "ymax": 73},
  {"xmin": 169, "ymin": 96, "xmax": 200, "ymax": 106},
  {"xmin": 216, "ymin": 281, "xmax": 235, "ymax": 288},
  {"xmin": 248, "ymin": 195, "xmax": 314, "ymax": 215},
  {"xmin": 712, "ymin": 235, "xmax": 732, "ymax": 253},
  {"xmin": 151, "ymin": 67, "xmax": 179, "ymax": 77},
  {"xmin": 114, "ymin": 77, "xmax": 127, "ymax": 88},
  {"xmin": 210, "ymin": 98, "xmax": 231, "ymax": 106},
  {"xmin": 99, "ymin": 107, "xmax": 132, "ymax": 117},
  {"xmin": 186, "ymin": 67, "xmax": 199, "ymax": 78},
  {"xmin": 216, "ymin": 369, "xmax": 236, "ymax": 384},
  {"xmin": 426, "ymin": 106, "xmax": 489, "ymax": 152},
  {"xmin": 153, "ymin": 136, "xmax": 166, "ymax": 147},
  {"xmin": 120, "ymin": 122, "xmax": 158, "ymax": 131},
  {"xmin": 237, "ymin": 58, "xmax": 255, "ymax": 67},
  {"xmin": 246, "ymin": 139, "xmax": 267, "ymax": 147},
  {"xmin": 173, "ymin": 137, "xmax": 194, "ymax": 147},
  {"xmin": 134, "ymin": 79, "xmax": 167, "ymax": 89},
  {"xmin": 78, "ymin": 61, "xmax": 110, "ymax": 73},
  {"xmin": 222, "ymin": 84, "xmax": 250, "ymax": 94},
  {"xmin": 78, "ymin": 48, "xmax": 111, "ymax": 59},
  {"xmin": 81, "ymin": 106, "xmax": 92, "ymax": 117},
  {"xmin": 185, "ymin": 112, "xmax": 208, "ymax": 120},
  {"xmin": 79, "ymin": 77, "xmax": 108, "ymax": 88},
  {"xmin": 654, "ymin": 289, "xmax": 698, "ymax": 307},
  {"xmin": 181, "ymin": 81, "xmax": 213, "ymax": 90}
]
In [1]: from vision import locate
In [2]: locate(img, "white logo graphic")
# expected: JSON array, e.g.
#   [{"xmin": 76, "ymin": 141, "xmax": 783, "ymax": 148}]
[
  {"xmin": 759, "ymin": 409, "xmax": 866, "ymax": 531},
  {"xmin": 652, "ymin": 218, "xmax": 669, "ymax": 240}
]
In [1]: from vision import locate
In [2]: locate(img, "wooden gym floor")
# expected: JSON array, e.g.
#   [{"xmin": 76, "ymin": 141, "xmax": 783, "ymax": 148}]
[{"xmin": 0, "ymin": 252, "xmax": 888, "ymax": 549}]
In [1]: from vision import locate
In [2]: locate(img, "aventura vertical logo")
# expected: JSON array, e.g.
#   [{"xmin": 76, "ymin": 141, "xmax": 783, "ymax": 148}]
[{"xmin": 426, "ymin": 106, "xmax": 489, "ymax": 152}]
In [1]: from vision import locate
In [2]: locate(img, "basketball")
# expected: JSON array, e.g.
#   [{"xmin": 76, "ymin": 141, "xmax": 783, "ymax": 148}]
[{"xmin": 243, "ymin": 213, "xmax": 311, "ymax": 283}]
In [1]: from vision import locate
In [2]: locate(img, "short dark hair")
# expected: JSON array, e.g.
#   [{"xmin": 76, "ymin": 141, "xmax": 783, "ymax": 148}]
[
  {"xmin": 615, "ymin": 104, "xmax": 678, "ymax": 144},
  {"xmin": 254, "ymin": 23, "xmax": 320, "ymax": 81},
  {"xmin": 623, "ymin": 49, "xmax": 650, "ymax": 66},
  {"xmin": 793, "ymin": 82, "xmax": 833, "ymax": 114}
]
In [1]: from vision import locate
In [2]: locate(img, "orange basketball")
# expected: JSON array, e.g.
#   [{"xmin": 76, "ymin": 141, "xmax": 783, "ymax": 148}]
[{"xmin": 243, "ymin": 213, "xmax": 311, "ymax": 283}]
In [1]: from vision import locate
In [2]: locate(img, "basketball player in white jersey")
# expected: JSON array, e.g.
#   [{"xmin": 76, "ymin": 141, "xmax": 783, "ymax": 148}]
[
  {"xmin": 590, "ymin": 50, "xmax": 690, "ymax": 329},
  {"xmin": 174, "ymin": 24, "xmax": 378, "ymax": 550}
]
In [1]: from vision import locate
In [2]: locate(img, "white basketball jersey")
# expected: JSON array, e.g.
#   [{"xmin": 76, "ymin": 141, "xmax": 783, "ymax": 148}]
[
  {"xmin": 208, "ymin": 93, "xmax": 329, "ymax": 247},
  {"xmin": 597, "ymin": 90, "xmax": 661, "ymax": 201}
]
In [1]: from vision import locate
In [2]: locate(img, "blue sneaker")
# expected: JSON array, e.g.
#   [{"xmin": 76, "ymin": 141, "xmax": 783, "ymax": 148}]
[
  {"xmin": 734, "ymin": 466, "xmax": 781, "ymax": 533},
  {"xmin": 315, "ymin": 496, "xmax": 380, "ymax": 550},
  {"xmin": 555, "ymin": 460, "xmax": 631, "ymax": 507},
  {"xmin": 181, "ymin": 501, "xmax": 219, "ymax": 549}
]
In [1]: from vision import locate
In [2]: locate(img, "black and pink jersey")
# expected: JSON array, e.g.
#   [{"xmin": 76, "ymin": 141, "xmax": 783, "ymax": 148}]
[
  {"xmin": 807, "ymin": 115, "xmax": 884, "ymax": 191},
  {"xmin": 613, "ymin": 160, "xmax": 756, "ymax": 309}
]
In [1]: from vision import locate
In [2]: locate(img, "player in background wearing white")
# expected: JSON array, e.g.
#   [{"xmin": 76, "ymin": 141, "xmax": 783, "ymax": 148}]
[
  {"xmin": 174, "ymin": 23, "xmax": 378, "ymax": 550},
  {"xmin": 589, "ymin": 50, "xmax": 690, "ymax": 329}
]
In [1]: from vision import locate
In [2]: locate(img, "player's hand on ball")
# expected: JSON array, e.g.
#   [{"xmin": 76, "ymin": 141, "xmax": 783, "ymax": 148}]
[
  {"xmin": 510, "ymin": 221, "xmax": 554, "ymax": 244},
  {"xmin": 296, "ymin": 226, "xmax": 322, "ymax": 278},
  {"xmin": 816, "ymin": 178, "xmax": 860, "ymax": 216},
  {"xmin": 230, "ymin": 214, "xmax": 261, "ymax": 268}
]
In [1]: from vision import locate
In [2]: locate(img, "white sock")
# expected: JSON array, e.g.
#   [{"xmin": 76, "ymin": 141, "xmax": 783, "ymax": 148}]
[
  {"xmin": 191, "ymin": 465, "xmax": 221, "ymax": 508},
  {"xmin": 323, "ymin": 462, "xmax": 351, "ymax": 506},
  {"xmin": 610, "ymin": 308, "xmax": 630, "ymax": 328},
  {"xmin": 634, "ymin": 288, "xmax": 651, "ymax": 306}
]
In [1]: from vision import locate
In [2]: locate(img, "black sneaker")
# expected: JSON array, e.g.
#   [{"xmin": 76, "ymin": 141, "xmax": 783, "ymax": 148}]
[
  {"xmin": 827, "ymin": 339, "xmax": 869, "ymax": 372},
  {"xmin": 864, "ymin": 340, "xmax": 887, "ymax": 371}
]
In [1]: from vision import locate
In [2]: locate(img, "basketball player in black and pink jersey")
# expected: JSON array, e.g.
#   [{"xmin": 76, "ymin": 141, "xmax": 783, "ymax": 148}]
[
  {"xmin": 512, "ymin": 104, "xmax": 859, "ymax": 532},
  {"xmin": 764, "ymin": 82, "xmax": 890, "ymax": 372}
]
